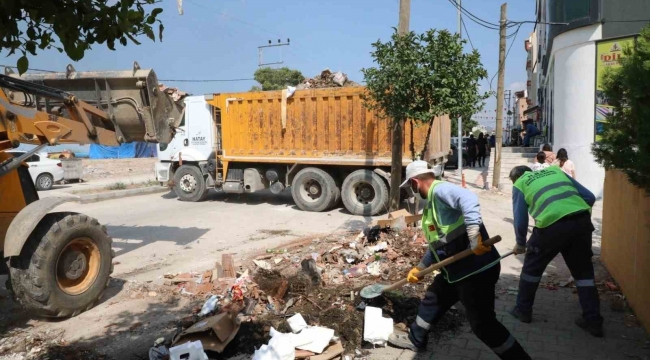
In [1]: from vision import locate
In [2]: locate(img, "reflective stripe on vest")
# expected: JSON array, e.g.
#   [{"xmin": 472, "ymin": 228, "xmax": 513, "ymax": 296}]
[{"xmin": 513, "ymin": 167, "xmax": 591, "ymax": 228}]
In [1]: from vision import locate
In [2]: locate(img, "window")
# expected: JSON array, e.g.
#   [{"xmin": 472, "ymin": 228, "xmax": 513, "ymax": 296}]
[
  {"xmin": 30, "ymin": 154, "xmax": 40, "ymax": 162},
  {"xmin": 549, "ymin": 0, "xmax": 590, "ymax": 23}
]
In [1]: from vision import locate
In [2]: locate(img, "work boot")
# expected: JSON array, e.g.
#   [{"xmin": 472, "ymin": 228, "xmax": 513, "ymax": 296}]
[
  {"xmin": 509, "ymin": 306, "xmax": 532, "ymax": 323},
  {"xmin": 387, "ymin": 331, "xmax": 423, "ymax": 352},
  {"xmin": 575, "ymin": 316, "xmax": 604, "ymax": 337}
]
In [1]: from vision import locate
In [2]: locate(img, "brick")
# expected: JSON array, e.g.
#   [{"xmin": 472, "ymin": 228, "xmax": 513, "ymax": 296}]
[
  {"xmin": 478, "ymin": 350, "xmax": 500, "ymax": 360},
  {"xmin": 543, "ymin": 342, "xmax": 574, "ymax": 355},
  {"xmin": 527, "ymin": 333, "xmax": 557, "ymax": 344},
  {"xmin": 528, "ymin": 350, "xmax": 559, "ymax": 360},
  {"xmin": 448, "ymin": 345, "xmax": 480, "ymax": 360}
]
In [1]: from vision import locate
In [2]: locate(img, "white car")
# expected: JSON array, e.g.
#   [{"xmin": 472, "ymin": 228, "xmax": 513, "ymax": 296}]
[{"xmin": 5, "ymin": 151, "xmax": 64, "ymax": 190}]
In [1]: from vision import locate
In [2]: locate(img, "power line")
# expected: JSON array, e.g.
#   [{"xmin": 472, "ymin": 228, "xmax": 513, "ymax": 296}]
[
  {"xmin": 447, "ymin": 0, "xmax": 500, "ymax": 30},
  {"xmin": 488, "ymin": 22, "xmax": 523, "ymax": 94},
  {"xmin": 0, "ymin": 64, "xmax": 57, "ymax": 73},
  {"xmin": 460, "ymin": 17, "xmax": 475, "ymax": 52}
]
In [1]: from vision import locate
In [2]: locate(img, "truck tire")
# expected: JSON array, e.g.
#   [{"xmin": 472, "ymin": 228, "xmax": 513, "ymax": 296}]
[
  {"xmin": 173, "ymin": 165, "xmax": 208, "ymax": 202},
  {"xmin": 291, "ymin": 167, "xmax": 338, "ymax": 212},
  {"xmin": 341, "ymin": 170, "xmax": 389, "ymax": 216},
  {"xmin": 35, "ymin": 173, "xmax": 54, "ymax": 191},
  {"xmin": 8, "ymin": 212, "xmax": 114, "ymax": 318}
]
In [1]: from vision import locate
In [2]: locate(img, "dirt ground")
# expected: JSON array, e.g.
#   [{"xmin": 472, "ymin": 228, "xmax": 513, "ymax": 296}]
[{"xmin": 80, "ymin": 158, "xmax": 157, "ymax": 180}]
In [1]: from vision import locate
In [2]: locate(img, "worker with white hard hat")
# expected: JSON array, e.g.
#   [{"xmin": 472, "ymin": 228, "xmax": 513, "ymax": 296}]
[{"xmin": 388, "ymin": 161, "xmax": 531, "ymax": 359}]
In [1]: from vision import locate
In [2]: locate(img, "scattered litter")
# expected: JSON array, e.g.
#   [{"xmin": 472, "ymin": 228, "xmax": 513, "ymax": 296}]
[
  {"xmin": 172, "ymin": 312, "xmax": 240, "ymax": 353},
  {"xmin": 199, "ymin": 295, "xmax": 221, "ymax": 316},
  {"xmin": 310, "ymin": 341, "xmax": 344, "ymax": 360},
  {"xmin": 367, "ymin": 262, "xmax": 382, "ymax": 276},
  {"xmin": 169, "ymin": 340, "xmax": 208, "ymax": 360},
  {"xmin": 560, "ymin": 276, "xmax": 574, "ymax": 287},
  {"xmin": 296, "ymin": 326, "xmax": 335, "ymax": 354},
  {"xmin": 149, "ymin": 338, "xmax": 169, "ymax": 360},
  {"xmin": 288, "ymin": 313, "xmax": 309, "ymax": 333},
  {"xmin": 363, "ymin": 306, "xmax": 393, "ymax": 346},
  {"xmin": 254, "ymin": 260, "xmax": 273, "ymax": 271},
  {"xmin": 605, "ymin": 281, "xmax": 619, "ymax": 291},
  {"xmin": 253, "ymin": 327, "xmax": 296, "ymax": 360}
]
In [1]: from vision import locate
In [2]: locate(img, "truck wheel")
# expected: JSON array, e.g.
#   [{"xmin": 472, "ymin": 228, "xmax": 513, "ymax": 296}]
[
  {"xmin": 291, "ymin": 167, "xmax": 338, "ymax": 212},
  {"xmin": 8, "ymin": 212, "xmax": 114, "ymax": 318},
  {"xmin": 35, "ymin": 173, "xmax": 54, "ymax": 191},
  {"xmin": 173, "ymin": 165, "xmax": 208, "ymax": 202},
  {"xmin": 341, "ymin": 170, "xmax": 389, "ymax": 216}
]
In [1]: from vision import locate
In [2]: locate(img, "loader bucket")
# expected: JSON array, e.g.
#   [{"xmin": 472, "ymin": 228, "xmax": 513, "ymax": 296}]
[{"xmin": 8, "ymin": 62, "xmax": 184, "ymax": 145}]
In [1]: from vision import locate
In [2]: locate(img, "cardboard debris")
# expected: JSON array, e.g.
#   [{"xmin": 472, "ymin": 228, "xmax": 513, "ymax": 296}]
[
  {"xmin": 377, "ymin": 214, "xmax": 422, "ymax": 229},
  {"xmin": 363, "ymin": 306, "xmax": 393, "ymax": 346},
  {"xmin": 172, "ymin": 312, "xmax": 240, "ymax": 353},
  {"xmin": 388, "ymin": 209, "xmax": 411, "ymax": 219},
  {"xmin": 310, "ymin": 341, "xmax": 344, "ymax": 360},
  {"xmin": 295, "ymin": 326, "xmax": 335, "ymax": 354}
]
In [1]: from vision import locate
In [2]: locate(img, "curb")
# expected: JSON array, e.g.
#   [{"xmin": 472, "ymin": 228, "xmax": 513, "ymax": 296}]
[{"xmin": 77, "ymin": 186, "xmax": 170, "ymax": 204}]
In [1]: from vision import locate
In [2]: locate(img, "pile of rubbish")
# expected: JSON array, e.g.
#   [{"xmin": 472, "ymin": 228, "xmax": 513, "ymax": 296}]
[
  {"xmin": 152, "ymin": 210, "xmax": 464, "ymax": 359},
  {"xmin": 296, "ymin": 69, "xmax": 359, "ymax": 90}
]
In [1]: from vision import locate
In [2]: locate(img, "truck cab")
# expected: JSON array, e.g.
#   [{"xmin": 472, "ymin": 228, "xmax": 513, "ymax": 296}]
[{"xmin": 155, "ymin": 96, "xmax": 214, "ymax": 193}]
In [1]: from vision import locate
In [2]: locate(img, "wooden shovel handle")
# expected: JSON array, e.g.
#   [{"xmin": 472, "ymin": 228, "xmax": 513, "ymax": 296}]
[{"xmin": 382, "ymin": 235, "xmax": 502, "ymax": 293}]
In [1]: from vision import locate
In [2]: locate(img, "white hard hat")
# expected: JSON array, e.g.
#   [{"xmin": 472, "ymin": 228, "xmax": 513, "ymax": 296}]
[{"xmin": 399, "ymin": 160, "xmax": 443, "ymax": 188}]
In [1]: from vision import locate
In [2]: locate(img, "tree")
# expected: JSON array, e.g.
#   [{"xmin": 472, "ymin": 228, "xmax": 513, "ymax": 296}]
[
  {"xmin": 362, "ymin": 29, "xmax": 490, "ymax": 207},
  {"xmin": 0, "ymin": 0, "xmax": 164, "ymax": 74},
  {"xmin": 252, "ymin": 67, "xmax": 305, "ymax": 91},
  {"xmin": 592, "ymin": 25, "xmax": 650, "ymax": 194}
]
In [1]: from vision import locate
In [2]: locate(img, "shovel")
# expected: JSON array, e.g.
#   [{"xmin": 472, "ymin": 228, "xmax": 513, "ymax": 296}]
[{"xmin": 360, "ymin": 235, "xmax": 510, "ymax": 299}]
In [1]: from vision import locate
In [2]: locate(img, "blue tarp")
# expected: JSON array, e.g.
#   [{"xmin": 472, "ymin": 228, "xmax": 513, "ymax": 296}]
[{"xmin": 89, "ymin": 142, "xmax": 157, "ymax": 159}]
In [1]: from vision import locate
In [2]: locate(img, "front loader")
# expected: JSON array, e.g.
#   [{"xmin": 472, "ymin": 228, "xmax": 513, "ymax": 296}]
[{"xmin": 0, "ymin": 62, "xmax": 183, "ymax": 317}]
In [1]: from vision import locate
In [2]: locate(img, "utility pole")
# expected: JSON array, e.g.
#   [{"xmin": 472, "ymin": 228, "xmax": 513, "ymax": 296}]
[
  {"xmin": 258, "ymin": 39, "xmax": 291, "ymax": 67},
  {"xmin": 492, "ymin": 3, "xmax": 507, "ymax": 191},
  {"xmin": 457, "ymin": 0, "xmax": 464, "ymax": 177},
  {"xmin": 389, "ymin": 0, "xmax": 410, "ymax": 211}
]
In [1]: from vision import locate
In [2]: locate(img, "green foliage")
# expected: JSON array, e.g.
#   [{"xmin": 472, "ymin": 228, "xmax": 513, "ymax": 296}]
[
  {"xmin": 106, "ymin": 181, "xmax": 126, "ymax": 190},
  {"xmin": 592, "ymin": 26, "xmax": 650, "ymax": 194},
  {"xmin": 361, "ymin": 29, "xmax": 490, "ymax": 125},
  {"xmin": 252, "ymin": 67, "xmax": 305, "ymax": 91},
  {"xmin": 0, "ymin": 0, "xmax": 164, "ymax": 74},
  {"xmin": 451, "ymin": 117, "xmax": 479, "ymax": 136}
]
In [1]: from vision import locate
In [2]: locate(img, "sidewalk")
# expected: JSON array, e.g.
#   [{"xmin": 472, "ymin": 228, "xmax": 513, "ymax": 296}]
[
  {"xmin": 368, "ymin": 162, "xmax": 650, "ymax": 360},
  {"xmin": 38, "ymin": 174, "xmax": 157, "ymax": 199}
]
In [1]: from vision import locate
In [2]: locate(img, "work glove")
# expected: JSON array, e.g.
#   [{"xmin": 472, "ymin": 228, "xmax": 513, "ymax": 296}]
[
  {"xmin": 513, "ymin": 243, "xmax": 527, "ymax": 255},
  {"xmin": 467, "ymin": 224, "xmax": 491, "ymax": 256},
  {"xmin": 407, "ymin": 267, "xmax": 423, "ymax": 283}
]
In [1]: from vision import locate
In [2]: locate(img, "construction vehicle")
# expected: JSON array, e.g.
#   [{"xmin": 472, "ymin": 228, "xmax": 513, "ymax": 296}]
[
  {"xmin": 0, "ymin": 63, "xmax": 183, "ymax": 317},
  {"xmin": 155, "ymin": 87, "xmax": 451, "ymax": 216}
]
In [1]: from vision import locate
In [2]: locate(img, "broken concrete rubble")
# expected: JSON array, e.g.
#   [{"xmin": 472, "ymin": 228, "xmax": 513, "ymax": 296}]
[{"xmin": 296, "ymin": 69, "xmax": 360, "ymax": 90}]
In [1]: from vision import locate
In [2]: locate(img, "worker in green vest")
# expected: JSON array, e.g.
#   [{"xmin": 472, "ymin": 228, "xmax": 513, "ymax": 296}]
[
  {"xmin": 387, "ymin": 161, "xmax": 531, "ymax": 359},
  {"xmin": 508, "ymin": 165, "xmax": 603, "ymax": 337}
]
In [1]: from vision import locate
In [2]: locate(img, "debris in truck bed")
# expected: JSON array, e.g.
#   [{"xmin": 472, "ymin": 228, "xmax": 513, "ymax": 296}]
[
  {"xmin": 153, "ymin": 211, "xmax": 464, "ymax": 358},
  {"xmin": 296, "ymin": 69, "xmax": 360, "ymax": 90}
]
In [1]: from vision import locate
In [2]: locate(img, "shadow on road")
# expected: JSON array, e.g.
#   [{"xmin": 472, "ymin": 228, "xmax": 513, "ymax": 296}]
[{"xmin": 107, "ymin": 225, "xmax": 210, "ymax": 257}]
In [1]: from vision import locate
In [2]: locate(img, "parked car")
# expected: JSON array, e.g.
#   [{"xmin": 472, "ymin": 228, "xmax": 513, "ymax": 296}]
[
  {"xmin": 451, "ymin": 136, "xmax": 468, "ymax": 148},
  {"xmin": 5, "ymin": 151, "xmax": 64, "ymax": 190},
  {"xmin": 446, "ymin": 143, "xmax": 468, "ymax": 169}
]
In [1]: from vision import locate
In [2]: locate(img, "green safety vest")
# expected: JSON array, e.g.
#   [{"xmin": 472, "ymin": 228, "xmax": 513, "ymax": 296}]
[
  {"xmin": 513, "ymin": 166, "xmax": 591, "ymax": 228},
  {"xmin": 422, "ymin": 181, "xmax": 466, "ymax": 248}
]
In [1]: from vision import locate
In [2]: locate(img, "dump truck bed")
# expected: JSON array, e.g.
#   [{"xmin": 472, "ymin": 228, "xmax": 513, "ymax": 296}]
[{"xmin": 206, "ymin": 87, "xmax": 449, "ymax": 167}]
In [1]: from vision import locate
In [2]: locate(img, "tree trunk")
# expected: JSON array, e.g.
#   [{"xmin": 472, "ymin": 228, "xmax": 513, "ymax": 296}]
[{"xmin": 390, "ymin": 118, "xmax": 404, "ymax": 211}]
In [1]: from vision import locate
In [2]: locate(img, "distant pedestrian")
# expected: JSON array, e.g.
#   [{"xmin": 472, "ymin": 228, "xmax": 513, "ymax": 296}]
[
  {"xmin": 489, "ymin": 134, "xmax": 496, "ymax": 148},
  {"xmin": 523, "ymin": 121, "xmax": 541, "ymax": 147},
  {"xmin": 466, "ymin": 134, "xmax": 478, "ymax": 168},
  {"xmin": 531, "ymin": 152, "xmax": 549, "ymax": 172},
  {"xmin": 541, "ymin": 144, "xmax": 556, "ymax": 164},
  {"xmin": 477, "ymin": 133, "xmax": 488, "ymax": 167},
  {"xmin": 554, "ymin": 148, "xmax": 576, "ymax": 178}
]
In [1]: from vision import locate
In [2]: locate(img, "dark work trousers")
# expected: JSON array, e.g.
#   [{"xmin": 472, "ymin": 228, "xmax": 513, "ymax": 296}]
[
  {"xmin": 409, "ymin": 263, "xmax": 531, "ymax": 359},
  {"xmin": 517, "ymin": 211, "xmax": 602, "ymax": 323},
  {"xmin": 477, "ymin": 151, "xmax": 487, "ymax": 167},
  {"xmin": 468, "ymin": 149, "xmax": 477, "ymax": 167}
]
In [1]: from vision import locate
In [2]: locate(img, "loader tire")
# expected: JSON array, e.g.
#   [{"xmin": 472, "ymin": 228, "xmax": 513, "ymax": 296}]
[
  {"xmin": 9, "ymin": 212, "xmax": 114, "ymax": 318},
  {"xmin": 173, "ymin": 165, "xmax": 208, "ymax": 202}
]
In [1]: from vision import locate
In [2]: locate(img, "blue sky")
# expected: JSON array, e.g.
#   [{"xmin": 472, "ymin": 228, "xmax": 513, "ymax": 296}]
[{"xmin": 3, "ymin": 0, "xmax": 535, "ymax": 129}]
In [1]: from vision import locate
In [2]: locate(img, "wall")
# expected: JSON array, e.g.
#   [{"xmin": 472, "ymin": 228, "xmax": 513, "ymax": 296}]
[
  {"xmin": 602, "ymin": 1, "xmax": 650, "ymax": 38},
  {"xmin": 601, "ymin": 170, "xmax": 650, "ymax": 333},
  {"xmin": 550, "ymin": 24, "xmax": 605, "ymax": 197}
]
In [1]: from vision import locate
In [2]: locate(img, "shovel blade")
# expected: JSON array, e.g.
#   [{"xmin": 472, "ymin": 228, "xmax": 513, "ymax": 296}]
[{"xmin": 360, "ymin": 284, "xmax": 386, "ymax": 299}]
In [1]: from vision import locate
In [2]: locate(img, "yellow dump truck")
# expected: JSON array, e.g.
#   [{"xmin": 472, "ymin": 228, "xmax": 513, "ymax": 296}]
[{"xmin": 155, "ymin": 87, "xmax": 450, "ymax": 215}]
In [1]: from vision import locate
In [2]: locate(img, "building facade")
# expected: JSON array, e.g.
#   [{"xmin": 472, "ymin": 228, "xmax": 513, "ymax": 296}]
[{"xmin": 526, "ymin": 0, "xmax": 650, "ymax": 197}]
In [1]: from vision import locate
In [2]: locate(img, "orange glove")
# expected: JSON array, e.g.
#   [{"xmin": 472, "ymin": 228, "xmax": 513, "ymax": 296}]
[
  {"xmin": 407, "ymin": 267, "xmax": 422, "ymax": 283},
  {"xmin": 472, "ymin": 233, "xmax": 492, "ymax": 256}
]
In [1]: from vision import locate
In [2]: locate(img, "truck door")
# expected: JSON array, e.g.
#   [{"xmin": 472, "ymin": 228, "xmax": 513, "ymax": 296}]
[
  {"xmin": 157, "ymin": 112, "xmax": 185, "ymax": 161},
  {"xmin": 184, "ymin": 97, "xmax": 214, "ymax": 160}
]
